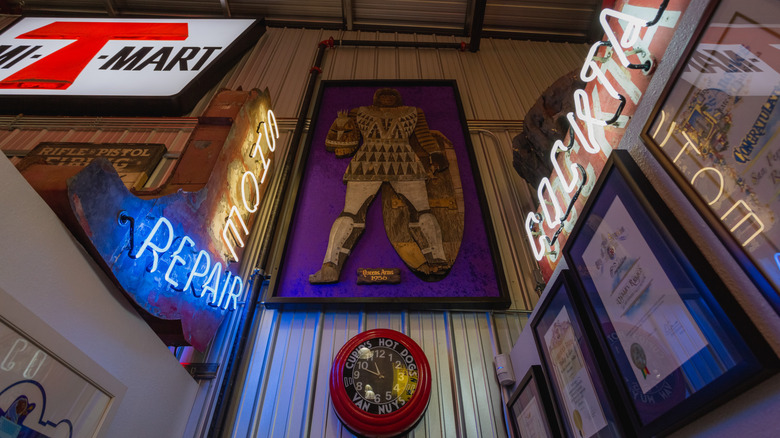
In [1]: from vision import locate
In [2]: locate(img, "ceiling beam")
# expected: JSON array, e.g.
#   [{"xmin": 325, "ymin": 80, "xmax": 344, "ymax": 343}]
[
  {"xmin": 467, "ymin": 0, "xmax": 486, "ymax": 52},
  {"xmin": 220, "ymin": 0, "xmax": 232, "ymax": 18},
  {"xmin": 342, "ymin": 0, "xmax": 354, "ymax": 31},
  {"xmin": 104, "ymin": 0, "xmax": 117, "ymax": 17}
]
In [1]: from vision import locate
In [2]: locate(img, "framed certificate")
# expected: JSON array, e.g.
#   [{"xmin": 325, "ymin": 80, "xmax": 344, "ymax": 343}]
[
  {"xmin": 507, "ymin": 365, "xmax": 562, "ymax": 438},
  {"xmin": 531, "ymin": 270, "xmax": 627, "ymax": 438},
  {"xmin": 642, "ymin": 0, "xmax": 780, "ymax": 313},
  {"xmin": 564, "ymin": 150, "xmax": 778, "ymax": 436}
]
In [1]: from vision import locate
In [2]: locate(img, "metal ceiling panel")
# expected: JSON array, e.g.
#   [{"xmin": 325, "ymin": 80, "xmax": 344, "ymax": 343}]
[
  {"xmin": 20, "ymin": 0, "xmax": 106, "ymax": 15},
  {"xmin": 484, "ymin": 0, "xmax": 601, "ymax": 40},
  {"xmin": 116, "ymin": 0, "xmax": 222, "ymax": 16},
  {"xmin": 353, "ymin": 0, "xmax": 468, "ymax": 30},
  {"xmin": 12, "ymin": 0, "xmax": 600, "ymax": 43},
  {"xmin": 230, "ymin": 0, "xmax": 344, "ymax": 24}
]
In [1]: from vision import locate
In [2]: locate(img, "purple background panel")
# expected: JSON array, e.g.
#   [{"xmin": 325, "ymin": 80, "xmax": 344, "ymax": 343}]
[{"xmin": 274, "ymin": 83, "xmax": 501, "ymax": 300}]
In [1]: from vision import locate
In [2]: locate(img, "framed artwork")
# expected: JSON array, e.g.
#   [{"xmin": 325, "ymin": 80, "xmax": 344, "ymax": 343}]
[
  {"xmin": 531, "ymin": 270, "xmax": 627, "ymax": 438},
  {"xmin": 564, "ymin": 150, "xmax": 778, "ymax": 437},
  {"xmin": 642, "ymin": 0, "xmax": 780, "ymax": 313},
  {"xmin": 506, "ymin": 365, "xmax": 562, "ymax": 438},
  {"xmin": 0, "ymin": 288, "xmax": 123, "ymax": 438},
  {"xmin": 265, "ymin": 80, "xmax": 510, "ymax": 308}
]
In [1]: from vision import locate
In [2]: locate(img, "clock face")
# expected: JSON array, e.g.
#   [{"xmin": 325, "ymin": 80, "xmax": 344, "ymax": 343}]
[
  {"xmin": 330, "ymin": 329, "xmax": 432, "ymax": 438},
  {"xmin": 342, "ymin": 337, "xmax": 419, "ymax": 414}
]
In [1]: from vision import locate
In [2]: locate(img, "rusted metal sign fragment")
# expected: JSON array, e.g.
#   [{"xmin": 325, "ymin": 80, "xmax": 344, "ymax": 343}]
[{"xmin": 67, "ymin": 88, "xmax": 277, "ymax": 351}]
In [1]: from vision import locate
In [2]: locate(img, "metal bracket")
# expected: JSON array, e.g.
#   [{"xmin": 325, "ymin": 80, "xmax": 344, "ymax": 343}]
[{"xmin": 183, "ymin": 363, "xmax": 219, "ymax": 380}]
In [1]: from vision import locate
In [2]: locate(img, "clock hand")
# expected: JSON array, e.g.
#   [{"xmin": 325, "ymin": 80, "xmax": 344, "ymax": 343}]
[
  {"xmin": 362, "ymin": 364, "xmax": 381, "ymax": 376},
  {"xmin": 374, "ymin": 362, "xmax": 384, "ymax": 378}
]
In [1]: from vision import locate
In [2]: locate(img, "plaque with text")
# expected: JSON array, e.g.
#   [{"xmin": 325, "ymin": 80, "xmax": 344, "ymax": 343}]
[{"xmin": 19, "ymin": 142, "xmax": 166, "ymax": 189}]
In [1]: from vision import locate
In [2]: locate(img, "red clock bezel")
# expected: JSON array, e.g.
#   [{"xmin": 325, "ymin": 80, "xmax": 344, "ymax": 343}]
[{"xmin": 329, "ymin": 328, "xmax": 432, "ymax": 438}]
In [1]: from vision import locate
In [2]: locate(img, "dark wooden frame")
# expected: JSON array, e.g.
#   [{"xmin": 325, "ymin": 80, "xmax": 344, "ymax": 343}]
[
  {"xmin": 506, "ymin": 365, "xmax": 563, "ymax": 438},
  {"xmin": 531, "ymin": 270, "xmax": 628, "ymax": 438},
  {"xmin": 264, "ymin": 80, "xmax": 510, "ymax": 309},
  {"xmin": 563, "ymin": 150, "xmax": 778, "ymax": 437},
  {"xmin": 640, "ymin": 0, "xmax": 780, "ymax": 313}
]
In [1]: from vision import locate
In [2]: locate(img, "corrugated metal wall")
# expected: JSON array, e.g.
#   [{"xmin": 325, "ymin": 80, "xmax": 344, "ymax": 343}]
[
  {"xmin": 0, "ymin": 23, "xmax": 587, "ymax": 436},
  {"xmin": 186, "ymin": 28, "xmax": 589, "ymax": 438}
]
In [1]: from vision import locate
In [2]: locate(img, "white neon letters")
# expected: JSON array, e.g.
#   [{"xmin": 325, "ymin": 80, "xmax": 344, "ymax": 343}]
[
  {"xmin": 134, "ymin": 217, "xmax": 174, "ymax": 272},
  {"xmin": 165, "ymin": 236, "xmax": 195, "ymax": 287},
  {"xmin": 135, "ymin": 217, "xmax": 242, "ymax": 311},
  {"xmin": 599, "ymin": 9, "xmax": 647, "ymax": 69},
  {"xmin": 525, "ymin": 7, "xmax": 649, "ymax": 261},
  {"xmin": 223, "ymin": 109, "xmax": 279, "ymax": 262},
  {"xmin": 223, "ymin": 205, "xmax": 250, "ymax": 262},
  {"xmin": 1, "ymin": 339, "xmax": 27, "ymax": 372},
  {"xmin": 126, "ymin": 109, "xmax": 278, "ymax": 312},
  {"xmin": 0, "ymin": 338, "xmax": 47, "ymax": 379},
  {"xmin": 184, "ymin": 250, "xmax": 211, "ymax": 294}
]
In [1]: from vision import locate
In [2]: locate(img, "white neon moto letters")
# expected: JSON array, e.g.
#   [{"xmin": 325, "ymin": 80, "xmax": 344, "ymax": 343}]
[
  {"xmin": 264, "ymin": 109, "xmax": 279, "ymax": 152},
  {"xmin": 135, "ymin": 217, "xmax": 174, "ymax": 273},
  {"xmin": 165, "ymin": 235, "xmax": 195, "ymax": 288},
  {"xmin": 222, "ymin": 109, "xmax": 279, "ymax": 263},
  {"xmin": 249, "ymin": 128, "xmax": 263, "ymax": 158},
  {"xmin": 223, "ymin": 205, "xmax": 250, "ymax": 262},
  {"xmin": 241, "ymin": 171, "xmax": 260, "ymax": 213}
]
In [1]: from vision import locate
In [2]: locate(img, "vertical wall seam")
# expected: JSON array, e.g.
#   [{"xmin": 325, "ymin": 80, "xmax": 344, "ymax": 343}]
[
  {"xmin": 249, "ymin": 308, "xmax": 282, "ymax": 437},
  {"xmin": 445, "ymin": 311, "xmax": 465, "ymax": 438}
]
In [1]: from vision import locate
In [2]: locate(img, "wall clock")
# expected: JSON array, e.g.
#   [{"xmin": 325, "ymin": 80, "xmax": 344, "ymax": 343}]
[{"xmin": 329, "ymin": 328, "xmax": 432, "ymax": 437}]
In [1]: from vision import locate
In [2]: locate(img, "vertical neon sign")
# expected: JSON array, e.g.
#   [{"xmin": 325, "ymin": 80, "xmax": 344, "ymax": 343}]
[{"xmin": 525, "ymin": 5, "xmax": 666, "ymax": 263}]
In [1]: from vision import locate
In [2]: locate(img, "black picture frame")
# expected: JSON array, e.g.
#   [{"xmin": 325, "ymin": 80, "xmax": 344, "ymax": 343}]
[
  {"xmin": 563, "ymin": 150, "xmax": 778, "ymax": 437},
  {"xmin": 264, "ymin": 80, "xmax": 510, "ymax": 309},
  {"xmin": 641, "ymin": 0, "xmax": 780, "ymax": 313},
  {"xmin": 507, "ymin": 365, "xmax": 563, "ymax": 438},
  {"xmin": 531, "ymin": 270, "xmax": 627, "ymax": 438}
]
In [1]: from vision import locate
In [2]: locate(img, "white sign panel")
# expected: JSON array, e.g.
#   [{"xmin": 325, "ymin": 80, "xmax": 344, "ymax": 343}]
[{"xmin": 0, "ymin": 17, "xmax": 256, "ymax": 98}]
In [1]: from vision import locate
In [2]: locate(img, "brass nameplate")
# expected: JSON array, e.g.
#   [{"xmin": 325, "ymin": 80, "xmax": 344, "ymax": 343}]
[{"xmin": 357, "ymin": 268, "xmax": 401, "ymax": 285}]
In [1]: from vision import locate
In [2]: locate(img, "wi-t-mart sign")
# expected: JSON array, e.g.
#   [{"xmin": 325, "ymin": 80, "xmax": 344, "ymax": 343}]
[{"xmin": 0, "ymin": 17, "xmax": 263, "ymax": 116}]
